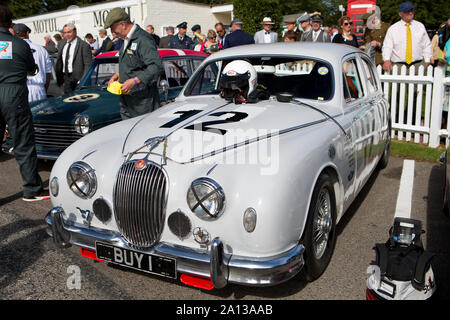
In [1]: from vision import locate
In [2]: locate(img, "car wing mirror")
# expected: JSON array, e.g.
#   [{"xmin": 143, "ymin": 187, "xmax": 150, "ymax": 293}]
[{"xmin": 160, "ymin": 79, "xmax": 169, "ymax": 101}]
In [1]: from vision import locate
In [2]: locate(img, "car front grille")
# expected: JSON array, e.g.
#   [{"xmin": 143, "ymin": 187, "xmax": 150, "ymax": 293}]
[
  {"xmin": 113, "ymin": 161, "xmax": 168, "ymax": 248},
  {"xmin": 33, "ymin": 123, "xmax": 83, "ymax": 148}
]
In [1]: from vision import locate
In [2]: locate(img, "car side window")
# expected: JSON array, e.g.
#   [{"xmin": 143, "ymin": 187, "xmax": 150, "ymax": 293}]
[
  {"xmin": 186, "ymin": 62, "xmax": 219, "ymax": 96},
  {"xmin": 360, "ymin": 58, "xmax": 378, "ymax": 94},
  {"xmin": 163, "ymin": 58, "xmax": 192, "ymax": 88},
  {"xmin": 342, "ymin": 58, "xmax": 364, "ymax": 103}
]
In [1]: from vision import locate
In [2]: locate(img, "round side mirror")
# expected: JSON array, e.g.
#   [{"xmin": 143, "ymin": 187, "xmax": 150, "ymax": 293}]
[
  {"xmin": 160, "ymin": 79, "xmax": 169, "ymax": 90},
  {"xmin": 160, "ymin": 80, "xmax": 169, "ymax": 102}
]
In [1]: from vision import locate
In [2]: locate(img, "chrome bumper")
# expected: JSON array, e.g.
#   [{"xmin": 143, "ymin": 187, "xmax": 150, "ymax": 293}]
[{"xmin": 46, "ymin": 207, "xmax": 305, "ymax": 288}]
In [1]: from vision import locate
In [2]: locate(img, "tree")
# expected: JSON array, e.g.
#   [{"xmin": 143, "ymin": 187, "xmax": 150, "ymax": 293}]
[
  {"xmin": 378, "ymin": 0, "xmax": 450, "ymax": 30},
  {"xmin": 233, "ymin": 0, "xmax": 283, "ymax": 36},
  {"xmin": 5, "ymin": 0, "xmax": 106, "ymax": 19},
  {"xmin": 278, "ymin": 0, "xmax": 346, "ymax": 26}
]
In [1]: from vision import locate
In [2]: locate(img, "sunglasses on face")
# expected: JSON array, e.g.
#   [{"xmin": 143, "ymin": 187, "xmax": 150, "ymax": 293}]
[{"xmin": 343, "ymin": 22, "xmax": 353, "ymax": 26}]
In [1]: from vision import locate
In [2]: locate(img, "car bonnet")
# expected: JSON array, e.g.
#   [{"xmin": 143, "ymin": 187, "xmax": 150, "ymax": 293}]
[
  {"xmin": 121, "ymin": 96, "xmax": 329, "ymax": 163},
  {"xmin": 31, "ymin": 88, "xmax": 118, "ymax": 124}
]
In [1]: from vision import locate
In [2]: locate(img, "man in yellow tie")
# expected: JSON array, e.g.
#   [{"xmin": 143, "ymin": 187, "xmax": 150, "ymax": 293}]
[{"xmin": 382, "ymin": 2, "xmax": 432, "ymax": 72}]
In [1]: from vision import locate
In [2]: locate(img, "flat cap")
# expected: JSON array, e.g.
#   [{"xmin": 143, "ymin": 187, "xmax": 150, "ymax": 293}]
[
  {"xmin": 230, "ymin": 17, "xmax": 243, "ymax": 25},
  {"xmin": 13, "ymin": 23, "xmax": 31, "ymax": 35},
  {"xmin": 297, "ymin": 13, "xmax": 311, "ymax": 23},
  {"xmin": 104, "ymin": 7, "xmax": 130, "ymax": 29},
  {"xmin": 284, "ymin": 17, "xmax": 297, "ymax": 24},
  {"xmin": 177, "ymin": 21, "xmax": 187, "ymax": 29}
]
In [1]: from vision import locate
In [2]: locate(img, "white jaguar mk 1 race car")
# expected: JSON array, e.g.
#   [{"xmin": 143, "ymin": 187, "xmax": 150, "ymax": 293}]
[{"xmin": 46, "ymin": 42, "xmax": 390, "ymax": 290}]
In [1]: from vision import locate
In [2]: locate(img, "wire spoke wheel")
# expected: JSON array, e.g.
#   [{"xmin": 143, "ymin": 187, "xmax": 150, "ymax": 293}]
[
  {"xmin": 301, "ymin": 172, "xmax": 337, "ymax": 282},
  {"xmin": 312, "ymin": 188, "xmax": 332, "ymax": 260}
]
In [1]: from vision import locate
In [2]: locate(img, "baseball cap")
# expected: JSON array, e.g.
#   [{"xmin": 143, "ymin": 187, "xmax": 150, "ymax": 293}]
[{"xmin": 399, "ymin": 2, "xmax": 414, "ymax": 12}]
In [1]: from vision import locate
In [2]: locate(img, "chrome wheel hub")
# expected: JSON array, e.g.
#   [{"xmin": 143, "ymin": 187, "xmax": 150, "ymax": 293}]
[{"xmin": 312, "ymin": 188, "xmax": 332, "ymax": 260}]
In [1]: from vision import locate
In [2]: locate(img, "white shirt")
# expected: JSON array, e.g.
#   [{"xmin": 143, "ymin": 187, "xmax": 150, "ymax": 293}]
[
  {"xmin": 24, "ymin": 39, "xmax": 52, "ymax": 85},
  {"xmin": 382, "ymin": 19, "xmax": 432, "ymax": 63},
  {"xmin": 62, "ymin": 37, "xmax": 78, "ymax": 73},
  {"xmin": 331, "ymin": 31, "xmax": 338, "ymax": 41},
  {"xmin": 89, "ymin": 40, "xmax": 99, "ymax": 51},
  {"xmin": 264, "ymin": 31, "xmax": 272, "ymax": 43},
  {"xmin": 24, "ymin": 39, "xmax": 53, "ymax": 102},
  {"xmin": 123, "ymin": 24, "xmax": 137, "ymax": 50}
]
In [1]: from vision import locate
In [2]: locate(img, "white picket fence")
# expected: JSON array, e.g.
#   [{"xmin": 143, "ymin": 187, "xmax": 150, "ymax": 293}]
[{"xmin": 377, "ymin": 64, "xmax": 450, "ymax": 148}]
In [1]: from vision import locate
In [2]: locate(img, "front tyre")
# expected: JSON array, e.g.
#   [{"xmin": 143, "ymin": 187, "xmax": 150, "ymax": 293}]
[
  {"xmin": 301, "ymin": 173, "xmax": 337, "ymax": 282},
  {"xmin": 378, "ymin": 119, "xmax": 391, "ymax": 170}
]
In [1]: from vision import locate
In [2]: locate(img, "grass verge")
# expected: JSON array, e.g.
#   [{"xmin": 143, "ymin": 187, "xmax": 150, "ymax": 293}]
[{"xmin": 391, "ymin": 140, "xmax": 446, "ymax": 163}]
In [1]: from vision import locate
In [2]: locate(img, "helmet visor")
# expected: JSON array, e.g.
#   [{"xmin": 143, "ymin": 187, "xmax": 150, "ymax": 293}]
[{"xmin": 219, "ymin": 71, "xmax": 251, "ymax": 89}]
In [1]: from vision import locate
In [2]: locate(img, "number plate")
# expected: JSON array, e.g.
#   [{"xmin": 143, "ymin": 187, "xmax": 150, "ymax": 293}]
[{"xmin": 95, "ymin": 242, "xmax": 177, "ymax": 279}]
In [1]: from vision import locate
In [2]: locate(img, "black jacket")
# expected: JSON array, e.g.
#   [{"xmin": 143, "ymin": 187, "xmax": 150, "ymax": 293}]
[
  {"xmin": 0, "ymin": 27, "xmax": 37, "ymax": 85},
  {"xmin": 332, "ymin": 33, "xmax": 360, "ymax": 48}
]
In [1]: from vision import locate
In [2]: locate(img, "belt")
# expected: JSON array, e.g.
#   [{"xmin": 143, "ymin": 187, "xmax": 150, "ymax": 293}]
[{"xmin": 394, "ymin": 60, "xmax": 422, "ymax": 66}]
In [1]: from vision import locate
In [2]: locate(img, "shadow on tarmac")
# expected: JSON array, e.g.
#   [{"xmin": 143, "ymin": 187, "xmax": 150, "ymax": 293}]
[{"xmin": 427, "ymin": 163, "xmax": 450, "ymax": 300}]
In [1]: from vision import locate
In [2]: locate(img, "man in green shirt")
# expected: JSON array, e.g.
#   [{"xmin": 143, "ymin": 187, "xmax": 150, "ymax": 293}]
[
  {"xmin": 105, "ymin": 8, "xmax": 164, "ymax": 120},
  {"xmin": 0, "ymin": 5, "xmax": 48, "ymax": 201}
]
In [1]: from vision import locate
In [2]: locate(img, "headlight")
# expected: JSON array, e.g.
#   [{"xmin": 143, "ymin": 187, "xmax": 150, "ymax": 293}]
[
  {"xmin": 187, "ymin": 178, "xmax": 225, "ymax": 220},
  {"xmin": 50, "ymin": 177, "xmax": 59, "ymax": 197},
  {"xmin": 66, "ymin": 161, "xmax": 97, "ymax": 199},
  {"xmin": 74, "ymin": 114, "xmax": 91, "ymax": 135}
]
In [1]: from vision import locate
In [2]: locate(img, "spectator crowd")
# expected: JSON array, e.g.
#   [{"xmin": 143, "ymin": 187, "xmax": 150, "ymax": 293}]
[{"xmin": 1, "ymin": 1, "xmax": 449, "ymax": 105}]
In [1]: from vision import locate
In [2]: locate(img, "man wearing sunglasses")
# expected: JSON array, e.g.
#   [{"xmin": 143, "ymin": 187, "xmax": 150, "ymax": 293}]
[{"xmin": 382, "ymin": 1, "xmax": 432, "ymax": 72}]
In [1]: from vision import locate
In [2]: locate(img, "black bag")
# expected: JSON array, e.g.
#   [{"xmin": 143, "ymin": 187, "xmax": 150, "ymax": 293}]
[{"xmin": 366, "ymin": 218, "xmax": 436, "ymax": 300}]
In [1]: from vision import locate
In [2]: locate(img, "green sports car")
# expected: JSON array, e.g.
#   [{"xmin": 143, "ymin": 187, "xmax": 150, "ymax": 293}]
[{"xmin": 3, "ymin": 49, "xmax": 207, "ymax": 160}]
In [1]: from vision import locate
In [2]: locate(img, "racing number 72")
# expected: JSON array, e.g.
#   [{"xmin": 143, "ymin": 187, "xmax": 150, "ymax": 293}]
[{"xmin": 160, "ymin": 110, "xmax": 248, "ymax": 135}]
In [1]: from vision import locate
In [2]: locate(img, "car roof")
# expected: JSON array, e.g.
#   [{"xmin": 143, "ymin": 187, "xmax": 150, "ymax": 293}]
[
  {"xmin": 95, "ymin": 49, "xmax": 209, "ymax": 59},
  {"xmin": 206, "ymin": 42, "xmax": 362, "ymax": 65}
]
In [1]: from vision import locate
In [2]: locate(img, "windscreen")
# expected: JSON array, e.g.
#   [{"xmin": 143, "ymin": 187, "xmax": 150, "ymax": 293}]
[
  {"xmin": 185, "ymin": 56, "xmax": 334, "ymax": 101},
  {"xmin": 79, "ymin": 60, "xmax": 119, "ymax": 88}
]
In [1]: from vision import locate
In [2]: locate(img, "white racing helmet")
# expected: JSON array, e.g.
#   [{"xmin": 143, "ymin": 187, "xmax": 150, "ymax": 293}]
[{"xmin": 220, "ymin": 60, "xmax": 257, "ymax": 103}]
